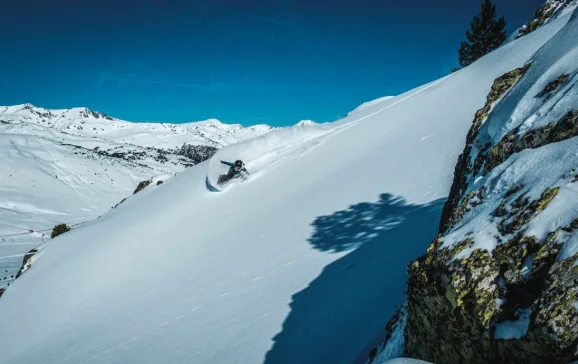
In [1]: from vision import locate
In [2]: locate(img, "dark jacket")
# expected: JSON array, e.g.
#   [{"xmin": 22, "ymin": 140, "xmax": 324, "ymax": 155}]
[{"xmin": 220, "ymin": 160, "xmax": 250, "ymax": 176}]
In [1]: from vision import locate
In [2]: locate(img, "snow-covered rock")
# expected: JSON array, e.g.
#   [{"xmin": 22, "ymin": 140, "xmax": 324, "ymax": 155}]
[
  {"xmin": 396, "ymin": 5, "xmax": 578, "ymax": 364},
  {"xmin": 515, "ymin": 0, "xmax": 577, "ymax": 39}
]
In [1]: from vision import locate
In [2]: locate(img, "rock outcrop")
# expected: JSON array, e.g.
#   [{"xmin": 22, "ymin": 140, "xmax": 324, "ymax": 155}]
[
  {"xmin": 15, "ymin": 249, "xmax": 39, "ymax": 280},
  {"xmin": 175, "ymin": 143, "xmax": 218, "ymax": 165},
  {"xmin": 133, "ymin": 180, "xmax": 152, "ymax": 195},
  {"xmin": 403, "ymin": 54, "xmax": 578, "ymax": 364},
  {"xmin": 374, "ymin": 5, "xmax": 578, "ymax": 362},
  {"xmin": 439, "ymin": 65, "xmax": 530, "ymax": 234},
  {"xmin": 516, "ymin": 0, "xmax": 575, "ymax": 39}
]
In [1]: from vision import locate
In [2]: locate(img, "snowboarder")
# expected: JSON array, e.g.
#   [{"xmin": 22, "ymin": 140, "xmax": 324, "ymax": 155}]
[{"xmin": 217, "ymin": 160, "xmax": 249, "ymax": 185}]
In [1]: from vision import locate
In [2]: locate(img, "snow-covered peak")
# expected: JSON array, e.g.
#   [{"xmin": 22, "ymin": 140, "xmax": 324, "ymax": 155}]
[
  {"xmin": 187, "ymin": 118, "xmax": 224, "ymax": 126},
  {"xmin": 295, "ymin": 119, "xmax": 317, "ymax": 127},
  {"xmin": 0, "ymin": 104, "xmax": 272, "ymax": 149},
  {"xmin": 0, "ymin": 104, "xmax": 115, "ymax": 121}
]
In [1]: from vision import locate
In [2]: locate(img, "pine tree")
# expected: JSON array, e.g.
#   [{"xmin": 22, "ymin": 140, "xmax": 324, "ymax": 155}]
[{"xmin": 458, "ymin": 0, "xmax": 507, "ymax": 67}]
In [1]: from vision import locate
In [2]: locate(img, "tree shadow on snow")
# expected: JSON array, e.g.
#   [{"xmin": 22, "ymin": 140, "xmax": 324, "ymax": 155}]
[{"xmin": 263, "ymin": 193, "xmax": 445, "ymax": 364}]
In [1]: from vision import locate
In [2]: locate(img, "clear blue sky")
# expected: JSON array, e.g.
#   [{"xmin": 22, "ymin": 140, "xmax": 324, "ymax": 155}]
[{"xmin": 0, "ymin": 0, "xmax": 545, "ymax": 126}]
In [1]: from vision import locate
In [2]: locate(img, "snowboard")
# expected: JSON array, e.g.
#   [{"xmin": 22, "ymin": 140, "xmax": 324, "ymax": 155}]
[{"xmin": 205, "ymin": 174, "xmax": 247, "ymax": 192}]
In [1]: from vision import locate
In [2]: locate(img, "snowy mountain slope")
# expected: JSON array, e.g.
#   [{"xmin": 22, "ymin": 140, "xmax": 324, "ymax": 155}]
[
  {"xmin": 348, "ymin": 96, "xmax": 396, "ymax": 116},
  {"xmin": 0, "ymin": 105, "xmax": 273, "ymax": 295},
  {"xmin": 377, "ymin": 5, "xmax": 578, "ymax": 364},
  {"xmin": 0, "ymin": 8, "xmax": 574, "ymax": 364}
]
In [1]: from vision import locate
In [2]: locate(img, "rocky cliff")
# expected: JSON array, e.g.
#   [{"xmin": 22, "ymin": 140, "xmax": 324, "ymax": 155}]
[{"xmin": 376, "ymin": 4, "xmax": 578, "ymax": 364}]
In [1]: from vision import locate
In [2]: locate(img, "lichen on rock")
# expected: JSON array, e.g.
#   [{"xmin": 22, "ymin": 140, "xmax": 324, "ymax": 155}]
[
  {"xmin": 405, "ymin": 210, "xmax": 578, "ymax": 362},
  {"xmin": 439, "ymin": 65, "xmax": 531, "ymax": 234},
  {"xmin": 498, "ymin": 187, "xmax": 559, "ymax": 235}
]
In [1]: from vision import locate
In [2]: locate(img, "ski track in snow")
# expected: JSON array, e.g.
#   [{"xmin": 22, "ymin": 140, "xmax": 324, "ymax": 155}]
[{"xmin": 207, "ymin": 74, "xmax": 451, "ymax": 187}]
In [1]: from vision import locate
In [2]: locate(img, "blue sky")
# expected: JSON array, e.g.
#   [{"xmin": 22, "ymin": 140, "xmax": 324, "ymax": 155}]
[{"xmin": 0, "ymin": 0, "xmax": 545, "ymax": 126}]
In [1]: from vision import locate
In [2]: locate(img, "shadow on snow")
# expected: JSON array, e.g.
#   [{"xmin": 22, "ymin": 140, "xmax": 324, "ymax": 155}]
[{"xmin": 263, "ymin": 193, "xmax": 445, "ymax": 364}]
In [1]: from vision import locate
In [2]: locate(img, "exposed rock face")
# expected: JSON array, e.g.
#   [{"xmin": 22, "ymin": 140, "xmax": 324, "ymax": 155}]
[
  {"xmin": 15, "ymin": 249, "xmax": 39, "ymax": 280},
  {"xmin": 401, "ymin": 50, "xmax": 578, "ymax": 363},
  {"xmin": 540, "ymin": 73, "xmax": 570, "ymax": 99},
  {"xmin": 368, "ymin": 6, "xmax": 578, "ymax": 362},
  {"xmin": 516, "ymin": 0, "xmax": 575, "ymax": 39},
  {"xmin": 0, "ymin": 248, "xmax": 41, "ymax": 300},
  {"xmin": 113, "ymin": 198, "xmax": 128, "ymax": 209},
  {"xmin": 482, "ymin": 110, "xmax": 578, "ymax": 176},
  {"xmin": 175, "ymin": 143, "xmax": 218, "ymax": 165},
  {"xmin": 439, "ymin": 65, "xmax": 530, "ymax": 234},
  {"xmin": 133, "ymin": 180, "xmax": 152, "ymax": 194}
]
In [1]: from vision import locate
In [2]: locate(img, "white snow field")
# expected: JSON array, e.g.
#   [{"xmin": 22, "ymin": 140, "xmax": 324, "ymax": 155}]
[
  {"xmin": 0, "ymin": 105, "xmax": 272, "ymax": 295},
  {"xmin": 0, "ymin": 8, "xmax": 575, "ymax": 364}
]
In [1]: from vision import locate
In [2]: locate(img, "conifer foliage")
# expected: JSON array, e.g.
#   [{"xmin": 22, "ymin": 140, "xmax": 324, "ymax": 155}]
[{"xmin": 458, "ymin": 0, "xmax": 507, "ymax": 67}]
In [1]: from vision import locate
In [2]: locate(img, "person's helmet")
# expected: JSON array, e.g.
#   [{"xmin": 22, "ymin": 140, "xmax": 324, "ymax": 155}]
[{"xmin": 234, "ymin": 160, "xmax": 244, "ymax": 170}]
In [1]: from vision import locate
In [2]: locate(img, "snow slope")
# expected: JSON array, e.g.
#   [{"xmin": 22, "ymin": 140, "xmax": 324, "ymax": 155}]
[
  {"xmin": 0, "ymin": 105, "xmax": 272, "ymax": 294},
  {"xmin": 0, "ymin": 104, "xmax": 274, "ymax": 234},
  {"xmin": 0, "ymin": 9, "xmax": 574, "ymax": 364},
  {"xmin": 348, "ymin": 96, "xmax": 396, "ymax": 116}
]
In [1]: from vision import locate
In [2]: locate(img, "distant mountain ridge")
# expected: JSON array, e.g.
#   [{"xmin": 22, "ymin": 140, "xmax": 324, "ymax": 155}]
[{"xmin": 0, "ymin": 103, "xmax": 275, "ymax": 149}]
